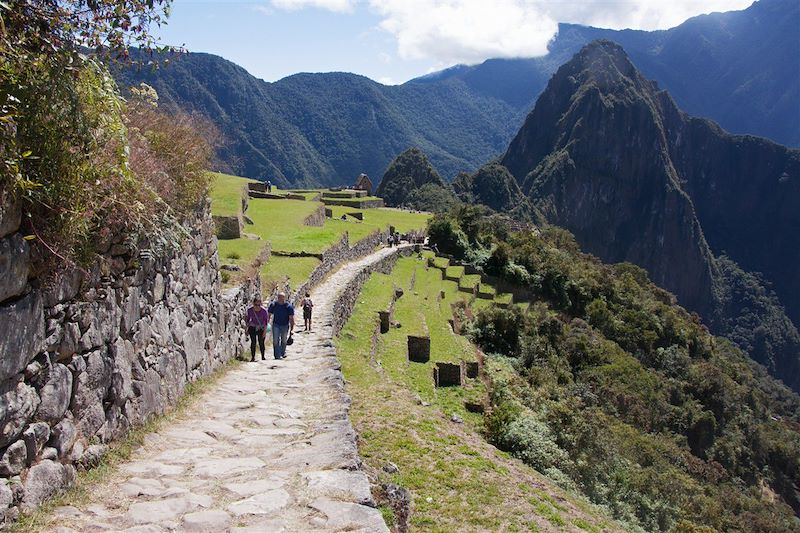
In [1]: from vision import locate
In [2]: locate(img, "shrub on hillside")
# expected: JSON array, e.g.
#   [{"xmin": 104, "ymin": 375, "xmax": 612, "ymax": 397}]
[
  {"xmin": 402, "ymin": 183, "xmax": 458, "ymax": 212},
  {"xmin": 444, "ymin": 213, "xmax": 800, "ymax": 531},
  {"xmin": 0, "ymin": 2, "xmax": 215, "ymax": 274},
  {"xmin": 126, "ymin": 83, "xmax": 217, "ymax": 214}
]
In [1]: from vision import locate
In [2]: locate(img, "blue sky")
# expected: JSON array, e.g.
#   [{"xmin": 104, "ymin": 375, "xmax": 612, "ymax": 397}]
[{"xmin": 154, "ymin": 0, "xmax": 753, "ymax": 85}]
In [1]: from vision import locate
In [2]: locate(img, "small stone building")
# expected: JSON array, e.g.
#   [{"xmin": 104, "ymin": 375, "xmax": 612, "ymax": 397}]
[{"xmin": 354, "ymin": 173, "xmax": 373, "ymax": 195}]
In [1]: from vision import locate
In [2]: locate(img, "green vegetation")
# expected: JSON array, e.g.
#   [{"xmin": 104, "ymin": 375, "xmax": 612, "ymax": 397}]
[
  {"xmin": 260, "ymin": 256, "xmax": 320, "ymax": 291},
  {"xmin": 452, "ymin": 162, "xmax": 534, "ymax": 220},
  {"xmin": 209, "ymin": 177, "xmax": 430, "ymax": 288},
  {"xmin": 336, "ymin": 256, "xmax": 616, "ymax": 531},
  {"xmin": 0, "ymin": 0, "xmax": 211, "ymax": 274},
  {"xmin": 428, "ymin": 207, "xmax": 800, "ymax": 532},
  {"xmin": 375, "ymin": 148, "xmax": 448, "ymax": 207}
]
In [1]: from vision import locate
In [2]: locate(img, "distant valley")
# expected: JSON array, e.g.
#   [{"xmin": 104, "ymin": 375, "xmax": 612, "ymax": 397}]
[{"xmin": 114, "ymin": 0, "xmax": 799, "ymax": 186}]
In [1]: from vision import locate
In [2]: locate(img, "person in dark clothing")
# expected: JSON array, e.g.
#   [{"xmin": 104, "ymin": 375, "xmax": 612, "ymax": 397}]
[
  {"xmin": 246, "ymin": 296, "xmax": 269, "ymax": 361},
  {"xmin": 302, "ymin": 292, "xmax": 314, "ymax": 332},
  {"xmin": 267, "ymin": 292, "xmax": 295, "ymax": 359}
]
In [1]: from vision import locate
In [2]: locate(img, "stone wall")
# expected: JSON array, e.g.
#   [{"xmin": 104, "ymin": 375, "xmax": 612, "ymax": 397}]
[
  {"xmin": 290, "ymin": 231, "xmax": 388, "ymax": 307},
  {"xmin": 321, "ymin": 199, "xmax": 385, "ymax": 209},
  {"xmin": 212, "ymin": 215, "xmax": 242, "ymax": 239},
  {"xmin": 0, "ymin": 203, "xmax": 256, "ymax": 521},
  {"xmin": 302, "ymin": 205, "xmax": 326, "ymax": 228},
  {"xmin": 331, "ymin": 247, "xmax": 413, "ymax": 335}
]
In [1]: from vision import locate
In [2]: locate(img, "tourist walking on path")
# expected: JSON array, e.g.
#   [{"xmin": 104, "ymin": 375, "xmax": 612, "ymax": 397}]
[
  {"xmin": 268, "ymin": 292, "xmax": 295, "ymax": 359},
  {"xmin": 302, "ymin": 292, "xmax": 314, "ymax": 332},
  {"xmin": 246, "ymin": 296, "xmax": 269, "ymax": 361}
]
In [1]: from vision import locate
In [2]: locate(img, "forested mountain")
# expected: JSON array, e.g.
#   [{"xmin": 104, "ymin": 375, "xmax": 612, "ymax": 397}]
[
  {"xmin": 500, "ymin": 40, "xmax": 800, "ymax": 392},
  {"xmin": 415, "ymin": 0, "xmax": 800, "ymax": 148},
  {"xmin": 429, "ymin": 209, "xmax": 800, "ymax": 532},
  {"xmin": 114, "ymin": 0, "xmax": 799, "ymax": 186},
  {"xmin": 113, "ymin": 54, "xmax": 518, "ymax": 187},
  {"xmin": 375, "ymin": 148, "xmax": 448, "ymax": 207}
]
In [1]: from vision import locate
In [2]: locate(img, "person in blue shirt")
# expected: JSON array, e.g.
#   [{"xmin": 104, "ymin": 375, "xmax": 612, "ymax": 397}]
[{"xmin": 267, "ymin": 292, "xmax": 295, "ymax": 359}]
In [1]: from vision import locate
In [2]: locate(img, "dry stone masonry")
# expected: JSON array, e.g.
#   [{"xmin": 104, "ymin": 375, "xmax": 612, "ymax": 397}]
[
  {"xmin": 50, "ymin": 246, "xmax": 410, "ymax": 532},
  {"xmin": 0, "ymin": 202, "xmax": 254, "ymax": 522}
]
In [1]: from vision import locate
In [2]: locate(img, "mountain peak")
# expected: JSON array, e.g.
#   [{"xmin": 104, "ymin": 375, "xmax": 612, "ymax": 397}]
[{"xmin": 375, "ymin": 148, "xmax": 447, "ymax": 207}]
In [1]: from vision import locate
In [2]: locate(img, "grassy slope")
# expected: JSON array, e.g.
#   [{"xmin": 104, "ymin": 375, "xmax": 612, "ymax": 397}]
[
  {"xmin": 337, "ymin": 255, "xmax": 620, "ymax": 531},
  {"xmin": 209, "ymin": 171, "xmax": 255, "ymax": 217}
]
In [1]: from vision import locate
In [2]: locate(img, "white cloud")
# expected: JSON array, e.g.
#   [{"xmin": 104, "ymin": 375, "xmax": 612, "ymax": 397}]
[
  {"xmin": 377, "ymin": 76, "xmax": 399, "ymax": 85},
  {"xmin": 268, "ymin": 0, "xmax": 754, "ymax": 66},
  {"xmin": 270, "ymin": 0, "xmax": 354, "ymax": 13},
  {"xmin": 366, "ymin": 0, "xmax": 753, "ymax": 65},
  {"xmin": 370, "ymin": 0, "xmax": 557, "ymax": 63},
  {"xmin": 252, "ymin": 4, "xmax": 273, "ymax": 16}
]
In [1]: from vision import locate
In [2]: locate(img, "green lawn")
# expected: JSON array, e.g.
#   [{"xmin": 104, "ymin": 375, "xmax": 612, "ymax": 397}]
[
  {"xmin": 217, "ymin": 238, "xmax": 265, "ymax": 270},
  {"xmin": 245, "ymin": 197, "xmax": 340, "ymax": 253},
  {"xmin": 459, "ymin": 274, "xmax": 481, "ymax": 289},
  {"xmin": 444, "ymin": 265, "xmax": 465, "ymax": 280},
  {"xmin": 209, "ymin": 172, "xmax": 254, "ymax": 217},
  {"xmin": 495, "ymin": 293, "xmax": 514, "ymax": 306},
  {"xmin": 260, "ymin": 255, "xmax": 320, "ymax": 291}
]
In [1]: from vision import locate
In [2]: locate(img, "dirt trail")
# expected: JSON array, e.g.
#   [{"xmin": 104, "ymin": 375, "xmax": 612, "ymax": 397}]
[{"xmin": 51, "ymin": 247, "xmax": 403, "ymax": 533}]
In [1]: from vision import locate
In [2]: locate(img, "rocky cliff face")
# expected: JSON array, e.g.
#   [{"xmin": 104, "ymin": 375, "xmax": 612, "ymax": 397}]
[
  {"xmin": 376, "ymin": 147, "xmax": 447, "ymax": 207},
  {"xmin": 501, "ymin": 40, "xmax": 800, "ymax": 390},
  {"xmin": 0, "ymin": 200, "xmax": 255, "ymax": 521},
  {"xmin": 452, "ymin": 163, "xmax": 533, "ymax": 220}
]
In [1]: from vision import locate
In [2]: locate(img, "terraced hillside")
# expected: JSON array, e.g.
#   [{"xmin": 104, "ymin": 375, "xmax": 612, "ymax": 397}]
[
  {"xmin": 209, "ymin": 172, "xmax": 430, "ymax": 292},
  {"xmin": 337, "ymin": 252, "xmax": 619, "ymax": 531}
]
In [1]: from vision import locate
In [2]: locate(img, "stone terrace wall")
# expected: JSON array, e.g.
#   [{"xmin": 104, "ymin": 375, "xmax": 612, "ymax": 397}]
[
  {"xmin": 290, "ymin": 230, "xmax": 388, "ymax": 307},
  {"xmin": 302, "ymin": 205, "xmax": 326, "ymax": 228},
  {"xmin": 331, "ymin": 247, "xmax": 413, "ymax": 335},
  {"xmin": 0, "ymin": 202, "xmax": 256, "ymax": 521}
]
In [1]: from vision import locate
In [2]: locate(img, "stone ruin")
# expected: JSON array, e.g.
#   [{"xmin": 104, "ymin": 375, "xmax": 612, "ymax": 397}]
[
  {"xmin": 407, "ymin": 336, "xmax": 430, "ymax": 363},
  {"xmin": 433, "ymin": 362, "xmax": 463, "ymax": 387},
  {"xmin": 379, "ymin": 311, "xmax": 391, "ymax": 334},
  {"xmin": 353, "ymin": 173, "xmax": 373, "ymax": 195}
]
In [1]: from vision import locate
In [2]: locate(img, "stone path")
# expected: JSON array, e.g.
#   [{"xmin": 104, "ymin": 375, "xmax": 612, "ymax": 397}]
[{"xmin": 52, "ymin": 248, "xmax": 404, "ymax": 533}]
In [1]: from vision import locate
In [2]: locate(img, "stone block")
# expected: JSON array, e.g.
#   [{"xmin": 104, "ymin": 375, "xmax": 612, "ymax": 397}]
[
  {"xmin": 347, "ymin": 211, "xmax": 363, "ymax": 220},
  {"xmin": 212, "ymin": 215, "xmax": 241, "ymax": 240},
  {"xmin": 0, "ymin": 291, "xmax": 44, "ymax": 383},
  {"xmin": 324, "ymin": 207, "xmax": 333, "ymax": 217},
  {"xmin": 22, "ymin": 422, "xmax": 50, "ymax": 463},
  {"xmin": 0, "ymin": 440, "xmax": 28, "ymax": 476},
  {"xmin": 433, "ymin": 362, "xmax": 463, "ymax": 387},
  {"xmin": 0, "ymin": 198, "xmax": 21, "ymax": 239},
  {"xmin": 183, "ymin": 322, "xmax": 207, "ymax": 370},
  {"xmin": 41, "ymin": 268, "xmax": 84, "ymax": 307},
  {"xmin": 407, "ymin": 336, "xmax": 430, "ymax": 363},
  {"xmin": 21, "ymin": 460, "xmax": 76, "ymax": 511},
  {"xmin": 0, "ymin": 382, "xmax": 40, "ymax": 448},
  {"xmin": 378, "ymin": 311, "xmax": 391, "ymax": 334},
  {"xmin": 464, "ymin": 361, "xmax": 479, "ymax": 379},
  {"xmin": 0, "ymin": 233, "xmax": 29, "ymax": 304},
  {"xmin": 35, "ymin": 363, "xmax": 72, "ymax": 424},
  {"xmin": 48, "ymin": 419, "xmax": 78, "ymax": 459}
]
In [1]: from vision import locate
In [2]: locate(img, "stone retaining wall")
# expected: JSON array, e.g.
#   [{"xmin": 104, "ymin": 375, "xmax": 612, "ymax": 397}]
[
  {"xmin": 321, "ymin": 199, "xmax": 385, "ymax": 209},
  {"xmin": 0, "ymin": 203, "xmax": 256, "ymax": 522},
  {"xmin": 302, "ymin": 205, "xmax": 326, "ymax": 228},
  {"xmin": 331, "ymin": 247, "xmax": 413, "ymax": 335},
  {"xmin": 290, "ymin": 231, "xmax": 390, "ymax": 306}
]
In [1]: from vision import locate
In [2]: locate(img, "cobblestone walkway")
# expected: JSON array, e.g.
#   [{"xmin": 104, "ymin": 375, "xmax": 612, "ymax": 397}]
[{"xmin": 52, "ymin": 248, "xmax": 401, "ymax": 532}]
